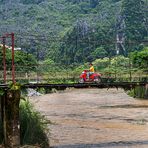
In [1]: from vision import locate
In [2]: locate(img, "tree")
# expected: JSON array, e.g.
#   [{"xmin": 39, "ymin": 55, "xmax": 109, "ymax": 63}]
[
  {"xmin": 0, "ymin": 48, "xmax": 37, "ymax": 72},
  {"xmin": 130, "ymin": 47, "xmax": 148, "ymax": 70},
  {"xmin": 122, "ymin": 0, "xmax": 147, "ymax": 52},
  {"xmin": 92, "ymin": 47, "xmax": 108, "ymax": 59}
]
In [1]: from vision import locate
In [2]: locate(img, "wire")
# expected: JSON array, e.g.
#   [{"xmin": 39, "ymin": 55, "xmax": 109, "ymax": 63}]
[
  {"xmin": 15, "ymin": 37, "xmax": 147, "ymax": 45},
  {"xmin": 15, "ymin": 33, "xmax": 148, "ymax": 44}
]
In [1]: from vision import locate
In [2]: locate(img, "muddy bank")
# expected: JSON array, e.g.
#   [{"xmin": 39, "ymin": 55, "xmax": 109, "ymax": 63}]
[{"xmin": 30, "ymin": 88, "xmax": 148, "ymax": 148}]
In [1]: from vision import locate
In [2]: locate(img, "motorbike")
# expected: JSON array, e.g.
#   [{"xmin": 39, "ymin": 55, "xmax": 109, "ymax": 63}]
[{"xmin": 79, "ymin": 70, "xmax": 101, "ymax": 83}]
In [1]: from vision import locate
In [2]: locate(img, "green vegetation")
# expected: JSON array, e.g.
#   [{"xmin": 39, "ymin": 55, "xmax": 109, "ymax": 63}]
[
  {"xmin": 0, "ymin": 1, "xmax": 147, "ymax": 147},
  {"xmin": 128, "ymin": 86, "xmax": 148, "ymax": 99},
  {"xmin": 122, "ymin": 0, "xmax": 146, "ymax": 43},
  {"xmin": 20, "ymin": 99, "xmax": 50, "ymax": 147},
  {"xmin": 0, "ymin": 0, "xmax": 147, "ymax": 65},
  {"xmin": 0, "ymin": 99, "xmax": 50, "ymax": 147},
  {"xmin": 130, "ymin": 47, "xmax": 148, "ymax": 71},
  {"xmin": 0, "ymin": 0, "xmax": 147, "ymax": 94},
  {"xmin": 0, "ymin": 48, "xmax": 37, "ymax": 72}
]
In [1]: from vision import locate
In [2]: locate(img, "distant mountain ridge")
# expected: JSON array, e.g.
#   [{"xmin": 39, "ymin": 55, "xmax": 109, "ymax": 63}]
[
  {"xmin": 0, "ymin": 0, "xmax": 121, "ymax": 36},
  {"xmin": 0, "ymin": 0, "xmax": 146, "ymax": 64}
]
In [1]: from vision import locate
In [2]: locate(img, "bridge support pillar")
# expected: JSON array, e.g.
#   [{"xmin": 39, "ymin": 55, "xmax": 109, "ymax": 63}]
[{"xmin": 2, "ymin": 89, "xmax": 20, "ymax": 148}]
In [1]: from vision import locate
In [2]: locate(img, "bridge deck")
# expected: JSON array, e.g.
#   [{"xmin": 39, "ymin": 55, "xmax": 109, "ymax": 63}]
[{"xmin": 0, "ymin": 82, "xmax": 147, "ymax": 89}]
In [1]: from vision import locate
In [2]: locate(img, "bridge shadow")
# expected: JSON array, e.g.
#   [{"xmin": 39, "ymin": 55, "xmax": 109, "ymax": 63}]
[{"xmin": 51, "ymin": 140, "xmax": 148, "ymax": 148}]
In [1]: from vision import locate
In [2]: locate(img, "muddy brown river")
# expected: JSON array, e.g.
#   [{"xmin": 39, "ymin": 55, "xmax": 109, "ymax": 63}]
[{"xmin": 31, "ymin": 88, "xmax": 148, "ymax": 148}]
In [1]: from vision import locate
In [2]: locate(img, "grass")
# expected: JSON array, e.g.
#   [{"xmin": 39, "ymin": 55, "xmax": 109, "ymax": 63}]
[
  {"xmin": 127, "ymin": 86, "xmax": 148, "ymax": 99},
  {"xmin": 20, "ymin": 99, "xmax": 50, "ymax": 148},
  {"xmin": 0, "ymin": 99, "xmax": 50, "ymax": 148}
]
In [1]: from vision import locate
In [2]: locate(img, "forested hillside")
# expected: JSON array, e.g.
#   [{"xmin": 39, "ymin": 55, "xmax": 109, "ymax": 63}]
[{"xmin": 0, "ymin": 0, "xmax": 147, "ymax": 65}]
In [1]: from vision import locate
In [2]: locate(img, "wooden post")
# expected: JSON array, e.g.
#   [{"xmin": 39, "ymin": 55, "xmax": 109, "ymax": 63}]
[{"xmin": 3, "ymin": 89, "xmax": 20, "ymax": 147}]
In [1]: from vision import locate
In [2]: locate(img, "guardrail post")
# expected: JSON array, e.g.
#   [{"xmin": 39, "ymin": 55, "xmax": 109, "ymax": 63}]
[{"xmin": 2, "ymin": 89, "xmax": 20, "ymax": 147}]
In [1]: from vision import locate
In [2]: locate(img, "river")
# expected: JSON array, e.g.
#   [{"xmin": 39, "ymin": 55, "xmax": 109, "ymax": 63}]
[{"xmin": 30, "ymin": 88, "xmax": 148, "ymax": 148}]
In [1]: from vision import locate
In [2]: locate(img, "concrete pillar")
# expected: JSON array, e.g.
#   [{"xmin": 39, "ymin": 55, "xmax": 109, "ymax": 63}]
[{"xmin": 2, "ymin": 89, "xmax": 21, "ymax": 148}]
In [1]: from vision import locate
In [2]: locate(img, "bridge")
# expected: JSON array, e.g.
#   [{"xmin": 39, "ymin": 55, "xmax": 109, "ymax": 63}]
[
  {"xmin": 0, "ymin": 33, "xmax": 147, "ymax": 147},
  {"xmin": 0, "ymin": 81, "xmax": 147, "ymax": 90}
]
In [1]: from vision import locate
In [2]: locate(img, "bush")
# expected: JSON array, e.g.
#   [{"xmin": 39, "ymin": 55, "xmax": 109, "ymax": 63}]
[
  {"xmin": 127, "ymin": 86, "xmax": 148, "ymax": 99},
  {"xmin": 0, "ymin": 99, "xmax": 50, "ymax": 147},
  {"xmin": 20, "ymin": 100, "xmax": 50, "ymax": 148}
]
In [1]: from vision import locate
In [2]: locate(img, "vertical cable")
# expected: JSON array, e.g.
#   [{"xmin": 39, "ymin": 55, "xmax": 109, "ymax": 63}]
[{"xmin": 11, "ymin": 32, "xmax": 15, "ymax": 83}]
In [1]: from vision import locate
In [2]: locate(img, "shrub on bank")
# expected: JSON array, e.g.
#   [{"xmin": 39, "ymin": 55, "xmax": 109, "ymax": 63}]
[
  {"xmin": 0, "ymin": 100, "xmax": 50, "ymax": 148},
  {"xmin": 128, "ymin": 86, "xmax": 148, "ymax": 99},
  {"xmin": 20, "ymin": 99, "xmax": 50, "ymax": 147}
]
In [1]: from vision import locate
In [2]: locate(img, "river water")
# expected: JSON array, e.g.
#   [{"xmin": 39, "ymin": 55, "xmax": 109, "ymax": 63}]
[{"xmin": 31, "ymin": 88, "xmax": 148, "ymax": 148}]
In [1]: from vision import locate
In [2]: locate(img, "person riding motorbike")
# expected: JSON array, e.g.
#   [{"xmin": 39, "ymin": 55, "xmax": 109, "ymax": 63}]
[
  {"xmin": 79, "ymin": 63, "xmax": 101, "ymax": 83},
  {"xmin": 87, "ymin": 63, "xmax": 95, "ymax": 79}
]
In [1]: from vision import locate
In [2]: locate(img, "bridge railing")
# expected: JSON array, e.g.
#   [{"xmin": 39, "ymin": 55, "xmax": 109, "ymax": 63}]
[
  {"xmin": 0, "ymin": 58, "xmax": 147, "ymax": 84},
  {"xmin": 0, "ymin": 69, "xmax": 147, "ymax": 84}
]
